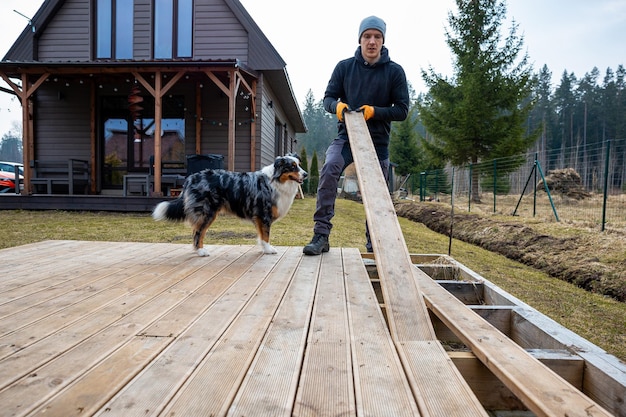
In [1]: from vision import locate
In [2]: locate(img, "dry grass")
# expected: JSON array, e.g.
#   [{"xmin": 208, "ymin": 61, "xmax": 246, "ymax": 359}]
[
  {"xmin": 2, "ymin": 197, "xmax": 625, "ymax": 361},
  {"xmin": 456, "ymin": 192, "xmax": 626, "ymax": 231}
]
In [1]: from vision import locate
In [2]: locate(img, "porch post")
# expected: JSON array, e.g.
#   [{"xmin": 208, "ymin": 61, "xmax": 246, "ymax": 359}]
[
  {"xmin": 90, "ymin": 80, "xmax": 97, "ymax": 194},
  {"xmin": 0, "ymin": 72, "xmax": 50, "ymax": 194},
  {"xmin": 154, "ymin": 72, "xmax": 162, "ymax": 196},
  {"xmin": 228, "ymin": 70, "xmax": 237, "ymax": 171},
  {"xmin": 249, "ymin": 79, "xmax": 257, "ymax": 171},
  {"xmin": 195, "ymin": 82, "xmax": 202, "ymax": 155},
  {"xmin": 21, "ymin": 74, "xmax": 32, "ymax": 194}
]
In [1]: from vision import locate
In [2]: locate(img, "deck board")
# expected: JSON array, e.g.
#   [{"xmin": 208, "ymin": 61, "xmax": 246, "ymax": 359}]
[
  {"xmin": 1, "ymin": 240, "xmax": 434, "ymax": 417},
  {"xmin": 0, "ymin": 240, "xmax": 617, "ymax": 416}
]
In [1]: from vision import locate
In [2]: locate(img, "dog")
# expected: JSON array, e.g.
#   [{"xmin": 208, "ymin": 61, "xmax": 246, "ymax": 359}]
[{"xmin": 152, "ymin": 153, "xmax": 307, "ymax": 256}]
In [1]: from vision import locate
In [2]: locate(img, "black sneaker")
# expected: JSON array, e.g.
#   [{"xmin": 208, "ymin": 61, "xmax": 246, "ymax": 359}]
[{"xmin": 303, "ymin": 233, "xmax": 330, "ymax": 256}]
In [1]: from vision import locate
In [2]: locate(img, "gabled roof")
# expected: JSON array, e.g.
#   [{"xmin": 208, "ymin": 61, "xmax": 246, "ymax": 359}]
[
  {"xmin": 3, "ymin": 0, "xmax": 63, "ymax": 61},
  {"xmin": 2, "ymin": 0, "xmax": 305, "ymax": 132}
]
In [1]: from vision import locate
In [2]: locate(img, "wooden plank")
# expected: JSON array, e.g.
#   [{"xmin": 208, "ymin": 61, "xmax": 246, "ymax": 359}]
[
  {"xmin": 0, "ymin": 242, "xmax": 178, "ymax": 326},
  {"xmin": 344, "ymin": 112, "xmax": 487, "ymax": 416},
  {"xmin": 398, "ymin": 341, "xmax": 489, "ymax": 416},
  {"xmin": 0, "ymin": 245, "xmax": 250, "ymax": 415},
  {"xmin": 97, "ymin": 247, "xmax": 285, "ymax": 416},
  {"xmin": 342, "ymin": 247, "xmax": 421, "ymax": 417},
  {"xmin": 161, "ymin": 247, "xmax": 302, "ymax": 416},
  {"xmin": 0, "ymin": 244, "xmax": 195, "ymax": 363},
  {"xmin": 431, "ymin": 306, "xmax": 512, "ymax": 343},
  {"xmin": 0, "ymin": 240, "xmax": 123, "ymax": 289},
  {"xmin": 293, "ymin": 248, "xmax": 355, "ymax": 417},
  {"xmin": 510, "ymin": 308, "xmax": 626, "ymax": 415},
  {"xmin": 344, "ymin": 111, "xmax": 434, "ymax": 341},
  {"xmin": 414, "ymin": 271, "xmax": 614, "ymax": 417},
  {"xmin": 450, "ymin": 350, "xmax": 585, "ymax": 411},
  {"xmin": 226, "ymin": 251, "xmax": 322, "ymax": 417}
]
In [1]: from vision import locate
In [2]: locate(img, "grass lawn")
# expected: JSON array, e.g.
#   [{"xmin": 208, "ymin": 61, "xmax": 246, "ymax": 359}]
[{"xmin": 2, "ymin": 197, "xmax": 625, "ymax": 361}]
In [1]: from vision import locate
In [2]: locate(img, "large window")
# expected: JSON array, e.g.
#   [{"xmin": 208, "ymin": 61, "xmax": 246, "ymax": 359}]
[
  {"xmin": 101, "ymin": 95, "xmax": 186, "ymax": 188},
  {"xmin": 154, "ymin": 0, "xmax": 193, "ymax": 59},
  {"xmin": 96, "ymin": 0, "xmax": 134, "ymax": 59}
]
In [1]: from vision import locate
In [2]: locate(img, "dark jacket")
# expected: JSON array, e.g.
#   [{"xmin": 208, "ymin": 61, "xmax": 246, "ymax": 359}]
[{"xmin": 323, "ymin": 45, "xmax": 409, "ymax": 159}]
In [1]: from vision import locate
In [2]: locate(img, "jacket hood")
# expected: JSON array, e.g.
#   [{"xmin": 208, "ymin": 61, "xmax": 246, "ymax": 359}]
[{"xmin": 354, "ymin": 46, "xmax": 390, "ymax": 68}]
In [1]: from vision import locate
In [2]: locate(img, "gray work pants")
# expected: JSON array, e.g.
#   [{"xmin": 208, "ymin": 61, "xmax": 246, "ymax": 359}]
[{"xmin": 312, "ymin": 138, "xmax": 389, "ymax": 251}]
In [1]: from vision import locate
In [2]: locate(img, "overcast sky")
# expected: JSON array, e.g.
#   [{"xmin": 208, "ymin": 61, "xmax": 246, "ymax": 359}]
[{"xmin": 1, "ymin": 0, "xmax": 625, "ymax": 136}]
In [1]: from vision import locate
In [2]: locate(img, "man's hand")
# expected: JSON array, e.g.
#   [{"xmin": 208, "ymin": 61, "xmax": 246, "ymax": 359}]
[
  {"xmin": 336, "ymin": 102, "xmax": 350, "ymax": 122},
  {"xmin": 358, "ymin": 105, "xmax": 375, "ymax": 121}
]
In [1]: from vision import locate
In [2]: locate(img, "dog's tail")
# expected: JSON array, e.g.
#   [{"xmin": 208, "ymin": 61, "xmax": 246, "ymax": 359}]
[{"xmin": 152, "ymin": 197, "xmax": 186, "ymax": 222}]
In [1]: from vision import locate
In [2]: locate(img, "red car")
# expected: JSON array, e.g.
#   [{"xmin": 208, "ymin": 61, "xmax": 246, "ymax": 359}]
[{"xmin": 0, "ymin": 161, "xmax": 24, "ymax": 193}]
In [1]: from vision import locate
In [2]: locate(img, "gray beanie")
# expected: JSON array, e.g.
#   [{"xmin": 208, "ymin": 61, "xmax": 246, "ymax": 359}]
[{"xmin": 358, "ymin": 16, "xmax": 386, "ymax": 43}]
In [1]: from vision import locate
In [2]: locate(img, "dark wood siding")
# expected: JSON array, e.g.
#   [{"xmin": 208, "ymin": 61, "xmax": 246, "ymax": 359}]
[
  {"xmin": 34, "ymin": 84, "xmax": 92, "ymax": 161},
  {"xmin": 134, "ymin": 0, "xmax": 152, "ymax": 59},
  {"xmin": 194, "ymin": 1, "xmax": 248, "ymax": 61},
  {"xmin": 259, "ymin": 84, "xmax": 278, "ymax": 166},
  {"xmin": 200, "ymin": 83, "xmax": 229, "ymax": 158},
  {"xmin": 38, "ymin": 0, "xmax": 91, "ymax": 61}
]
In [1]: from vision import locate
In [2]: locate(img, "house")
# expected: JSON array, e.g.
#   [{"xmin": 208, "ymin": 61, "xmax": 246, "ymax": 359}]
[{"xmin": 0, "ymin": 0, "xmax": 306, "ymax": 200}]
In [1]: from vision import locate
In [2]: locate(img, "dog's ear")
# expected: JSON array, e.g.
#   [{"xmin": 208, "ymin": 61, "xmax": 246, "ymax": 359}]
[
  {"xmin": 286, "ymin": 152, "xmax": 300, "ymax": 162},
  {"xmin": 272, "ymin": 157, "xmax": 285, "ymax": 181}
]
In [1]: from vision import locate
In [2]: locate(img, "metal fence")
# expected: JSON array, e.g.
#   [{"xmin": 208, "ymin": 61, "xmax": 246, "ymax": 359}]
[{"xmin": 405, "ymin": 139, "xmax": 626, "ymax": 231}]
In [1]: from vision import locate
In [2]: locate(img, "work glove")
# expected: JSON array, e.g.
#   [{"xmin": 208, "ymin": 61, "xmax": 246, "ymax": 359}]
[
  {"xmin": 358, "ymin": 105, "xmax": 375, "ymax": 121},
  {"xmin": 336, "ymin": 102, "xmax": 350, "ymax": 122}
]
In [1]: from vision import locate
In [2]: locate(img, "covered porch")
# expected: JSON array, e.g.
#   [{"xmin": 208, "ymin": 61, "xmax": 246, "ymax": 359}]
[{"xmin": 0, "ymin": 61, "xmax": 266, "ymax": 197}]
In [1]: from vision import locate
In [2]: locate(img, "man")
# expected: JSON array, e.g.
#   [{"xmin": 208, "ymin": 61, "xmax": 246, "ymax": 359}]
[{"xmin": 303, "ymin": 15, "xmax": 410, "ymax": 255}]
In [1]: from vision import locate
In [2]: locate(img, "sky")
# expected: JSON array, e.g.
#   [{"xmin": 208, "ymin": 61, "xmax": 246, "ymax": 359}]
[{"xmin": 0, "ymin": 0, "xmax": 625, "ymax": 137}]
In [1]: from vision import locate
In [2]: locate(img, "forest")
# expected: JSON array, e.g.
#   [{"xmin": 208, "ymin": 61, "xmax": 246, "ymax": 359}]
[{"xmin": 297, "ymin": 62, "xmax": 625, "ymax": 177}]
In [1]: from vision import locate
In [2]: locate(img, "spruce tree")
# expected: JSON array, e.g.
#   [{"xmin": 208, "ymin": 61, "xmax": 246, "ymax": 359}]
[
  {"xmin": 309, "ymin": 150, "xmax": 320, "ymax": 195},
  {"xmin": 418, "ymin": 0, "xmax": 536, "ymax": 202},
  {"xmin": 389, "ymin": 106, "xmax": 421, "ymax": 177}
]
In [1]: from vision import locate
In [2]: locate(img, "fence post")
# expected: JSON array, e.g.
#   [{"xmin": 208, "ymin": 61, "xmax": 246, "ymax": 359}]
[
  {"xmin": 536, "ymin": 160, "xmax": 560, "ymax": 222},
  {"xmin": 449, "ymin": 166, "xmax": 455, "ymax": 256},
  {"xmin": 468, "ymin": 163, "xmax": 473, "ymax": 212},
  {"xmin": 533, "ymin": 152, "xmax": 538, "ymax": 217},
  {"xmin": 493, "ymin": 159, "xmax": 497, "ymax": 213},
  {"xmin": 601, "ymin": 140, "xmax": 611, "ymax": 232},
  {"xmin": 420, "ymin": 171, "xmax": 426, "ymax": 202}
]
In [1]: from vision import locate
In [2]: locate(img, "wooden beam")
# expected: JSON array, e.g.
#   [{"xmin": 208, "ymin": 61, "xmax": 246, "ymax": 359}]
[
  {"xmin": 344, "ymin": 111, "xmax": 434, "ymax": 341},
  {"xmin": 90, "ymin": 80, "xmax": 97, "ymax": 193},
  {"xmin": 1, "ymin": 72, "xmax": 49, "ymax": 194},
  {"xmin": 415, "ymin": 271, "xmax": 614, "ymax": 416},
  {"xmin": 343, "ymin": 112, "xmax": 488, "ymax": 416},
  {"xmin": 153, "ymin": 72, "xmax": 162, "ymax": 196},
  {"xmin": 22, "ymin": 74, "xmax": 33, "ymax": 194},
  {"xmin": 227, "ymin": 71, "xmax": 238, "ymax": 171},
  {"xmin": 203, "ymin": 70, "xmax": 230, "ymax": 97},
  {"xmin": 249, "ymin": 79, "xmax": 257, "ymax": 171},
  {"xmin": 131, "ymin": 72, "xmax": 156, "ymax": 97},
  {"xmin": 195, "ymin": 82, "xmax": 202, "ymax": 155},
  {"xmin": 159, "ymin": 71, "xmax": 186, "ymax": 97},
  {"xmin": 450, "ymin": 350, "xmax": 585, "ymax": 411}
]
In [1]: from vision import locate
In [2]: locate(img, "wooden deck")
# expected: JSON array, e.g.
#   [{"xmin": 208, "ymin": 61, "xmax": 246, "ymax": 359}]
[
  {"xmin": 0, "ymin": 240, "xmax": 417, "ymax": 416},
  {"xmin": 1, "ymin": 241, "xmax": 624, "ymax": 417},
  {"xmin": 0, "ymin": 194, "xmax": 166, "ymax": 212}
]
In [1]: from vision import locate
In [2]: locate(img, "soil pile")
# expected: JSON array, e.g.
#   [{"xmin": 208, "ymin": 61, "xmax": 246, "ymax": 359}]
[
  {"xmin": 537, "ymin": 168, "xmax": 592, "ymax": 200},
  {"xmin": 395, "ymin": 201, "xmax": 626, "ymax": 302}
]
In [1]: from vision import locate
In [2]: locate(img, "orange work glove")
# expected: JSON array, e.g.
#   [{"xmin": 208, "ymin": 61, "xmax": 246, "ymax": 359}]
[
  {"xmin": 358, "ymin": 105, "xmax": 375, "ymax": 121},
  {"xmin": 336, "ymin": 102, "xmax": 350, "ymax": 122}
]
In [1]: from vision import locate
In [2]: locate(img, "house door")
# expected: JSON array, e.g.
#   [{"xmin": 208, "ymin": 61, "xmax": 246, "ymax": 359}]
[{"xmin": 100, "ymin": 94, "xmax": 185, "ymax": 190}]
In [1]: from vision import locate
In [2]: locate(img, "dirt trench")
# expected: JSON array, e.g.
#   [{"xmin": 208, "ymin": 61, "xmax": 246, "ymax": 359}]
[{"xmin": 395, "ymin": 201, "xmax": 626, "ymax": 302}]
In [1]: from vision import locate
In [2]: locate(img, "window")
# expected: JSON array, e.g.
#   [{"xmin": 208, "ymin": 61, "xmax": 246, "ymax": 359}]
[
  {"xmin": 96, "ymin": 0, "xmax": 134, "ymax": 59},
  {"xmin": 154, "ymin": 0, "xmax": 193, "ymax": 59}
]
